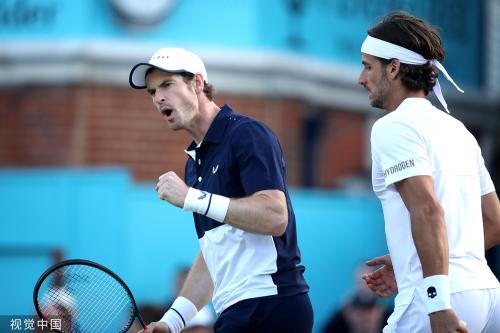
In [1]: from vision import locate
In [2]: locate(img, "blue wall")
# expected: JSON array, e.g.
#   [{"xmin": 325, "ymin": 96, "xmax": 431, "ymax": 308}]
[
  {"xmin": 0, "ymin": 168, "xmax": 387, "ymax": 332},
  {"xmin": 0, "ymin": 0, "xmax": 484, "ymax": 88}
]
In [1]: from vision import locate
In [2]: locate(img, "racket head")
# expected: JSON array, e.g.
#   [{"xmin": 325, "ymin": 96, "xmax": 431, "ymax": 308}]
[{"xmin": 33, "ymin": 259, "xmax": 145, "ymax": 333}]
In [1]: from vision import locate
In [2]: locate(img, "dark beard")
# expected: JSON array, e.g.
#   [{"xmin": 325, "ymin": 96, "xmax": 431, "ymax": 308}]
[
  {"xmin": 371, "ymin": 99, "xmax": 384, "ymax": 109},
  {"xmin": 370, "ymin": 72, "xmax": 389, "ymax": 110}
]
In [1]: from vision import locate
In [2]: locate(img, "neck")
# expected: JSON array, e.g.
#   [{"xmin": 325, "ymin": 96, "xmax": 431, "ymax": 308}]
[
  {"xmin": 385, "ymin": 86, "xmax": 426, "ymax": 112},
  {"xmin": 189, "ymin": 101, "xmax": 220, "ymax": 144}
]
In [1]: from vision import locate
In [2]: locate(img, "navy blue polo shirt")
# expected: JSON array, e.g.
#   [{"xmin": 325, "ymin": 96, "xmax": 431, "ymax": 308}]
[{"xmin": 183, "ymin": 104, "xmax": 309, "ymax": 314}]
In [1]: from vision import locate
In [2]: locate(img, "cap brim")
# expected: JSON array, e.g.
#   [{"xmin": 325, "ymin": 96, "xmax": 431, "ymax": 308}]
[
  {"xmin": 129, "ymin": 62, "xmax": 155, "ymax": 89},
  {"xmin": 129, "ymin": 63, "xmax": 194, "ymax": 89}
]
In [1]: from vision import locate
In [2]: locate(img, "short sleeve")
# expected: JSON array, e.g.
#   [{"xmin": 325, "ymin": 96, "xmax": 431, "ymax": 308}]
[
  {"xmin": 232, "ymin": 121, "xmax": 285, "ymax": 195},
  {"xmin": 371, "ymin": 117, "xmax": 432, "ymax": 187},
  {"xmin": 477, "ymin": 147, "xmax": 495, "ymax": 195}
]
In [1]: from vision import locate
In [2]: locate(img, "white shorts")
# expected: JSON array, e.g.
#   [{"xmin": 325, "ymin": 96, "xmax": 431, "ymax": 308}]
[{"xmin": 383, "ymin": 288, "xmax": 500, "ymax": 333}]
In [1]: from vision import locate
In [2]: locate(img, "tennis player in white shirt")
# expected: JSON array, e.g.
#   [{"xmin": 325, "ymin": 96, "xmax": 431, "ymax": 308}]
[{"xmin": 358, "ymin": 11, "xmax": 500, "ymax": 333}]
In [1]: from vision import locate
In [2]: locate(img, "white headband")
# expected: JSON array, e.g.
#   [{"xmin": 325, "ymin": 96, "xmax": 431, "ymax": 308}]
[{"xmin": 361, "ymin": 35, "xmax": 464, "ymax": 113}]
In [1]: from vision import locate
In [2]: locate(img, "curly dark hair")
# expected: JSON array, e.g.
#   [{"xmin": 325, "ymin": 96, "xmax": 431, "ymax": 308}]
[{"xmin": 368, "ymin": 11, "xmax": 445, "ymax": 95}]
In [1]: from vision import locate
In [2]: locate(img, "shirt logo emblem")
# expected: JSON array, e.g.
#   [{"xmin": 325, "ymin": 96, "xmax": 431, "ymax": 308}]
[
  {"xmin": 383, "ymin": 158, "xmax": 415, "ymax": 178},
  {"xmin": 212, "ymin": 165, "xmax": 219, "ymax": 174}
]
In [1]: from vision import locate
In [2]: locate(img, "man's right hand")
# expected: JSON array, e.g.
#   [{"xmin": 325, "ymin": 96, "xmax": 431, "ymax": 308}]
[
  {"xmin": 362, "ymin": 254, "xmax": 398, "ymax": 297},
  {"xmin": 156, "ymin": 171, "xmax": 189, "ymax": 208},
  {"xmin": 139, "ymin": 321, "xmax": 170, "ymax": 333},
  {"xmin": 430, "ymin": 309, "xmax": 468, "ymax": 333}
]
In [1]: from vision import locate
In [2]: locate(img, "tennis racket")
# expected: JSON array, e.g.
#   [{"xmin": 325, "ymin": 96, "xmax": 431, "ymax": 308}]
[{"xmin": 33, "ymin": 259, "xmax": 147, "ymax": 333}]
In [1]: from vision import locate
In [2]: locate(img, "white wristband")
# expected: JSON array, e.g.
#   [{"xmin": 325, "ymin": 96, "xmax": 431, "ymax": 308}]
[
  {"xmin": 183, "ymin": 187, "xmax": 230, "ymax": 222},
  {"xmin": 160, "ymin": 297, "xmax": 198, "ymax": 333},
  {"xmin": 421, "ymin": 275, "xmax": 451, "ymax": 314}
]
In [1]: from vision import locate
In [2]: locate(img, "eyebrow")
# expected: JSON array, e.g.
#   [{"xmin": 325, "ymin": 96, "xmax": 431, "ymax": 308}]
[
  {"xmin": 146, "ymin": 79, "xmax": 173, "ymax": 94},
  {"xmin": 159, "ymin": 79, "xmax": 173, "ymax": 86}
]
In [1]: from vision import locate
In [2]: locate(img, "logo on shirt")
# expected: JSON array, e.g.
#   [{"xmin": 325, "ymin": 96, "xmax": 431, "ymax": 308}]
[
  {"xmin": 383, "ymin": 159, "xmax": 415, "ymax": 178},
  {"xmin": 198, "ymin": 191, "xmax": 207, "ymax": 200},
  {"xmin": 212, "ymin": 165, "xmax": 219, "ymax": 174}
]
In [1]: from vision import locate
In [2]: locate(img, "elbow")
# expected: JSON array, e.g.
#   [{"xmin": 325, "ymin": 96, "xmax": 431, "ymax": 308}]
[
  {"xmin": 412, "ymin": 199, "xmax": 444, "ymax": 221},
  {"xmin": 257, "ymin": 190, "xmax": 288, "ymax": 236},
  {"xmin": 270, "ymin": 212, "xmax": 288, "ymax": 236},
  {"xmin": 269, "ymin": 199, "xmax": 288, "ymax": 236},
  {"xmin": 409, "ymin": 200, "xmax": 447, "ymax": 242},
  {"xmin": 425, "ymin": 204, "xmax": 444, "ymax": 221}
]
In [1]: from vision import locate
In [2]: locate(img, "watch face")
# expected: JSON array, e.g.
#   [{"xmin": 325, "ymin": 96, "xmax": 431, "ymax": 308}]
[{"xmin": 110, "ymin": 0, "xmax": 177, "ymax": 26}]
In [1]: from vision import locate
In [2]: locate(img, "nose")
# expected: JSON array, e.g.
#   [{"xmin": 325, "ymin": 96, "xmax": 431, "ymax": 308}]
[
  {"xmin": 357, "ymin": 71, "xmax": 366, "ymax": 88},
  {"xmin": 153, "ymin": 93, "xmax": 165, "ymax": 105}
]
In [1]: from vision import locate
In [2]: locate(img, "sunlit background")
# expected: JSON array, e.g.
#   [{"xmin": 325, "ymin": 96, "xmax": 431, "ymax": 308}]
[{"xmin": 1, "ymin": 0, "xmax": 499, "ymax": 332}]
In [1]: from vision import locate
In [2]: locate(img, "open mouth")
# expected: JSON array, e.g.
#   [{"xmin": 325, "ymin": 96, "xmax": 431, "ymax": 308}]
[{"xmin": 161, "ymin": 108, "xmax": 173, "ymax": 117}]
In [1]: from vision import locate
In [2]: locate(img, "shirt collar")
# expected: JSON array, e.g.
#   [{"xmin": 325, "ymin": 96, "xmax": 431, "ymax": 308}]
[
  {"xmin": 396, "ymin": 97, "xmax": 432, "ymax": 111},
  {"xmin": 184, "ymin": 104, "xmax": 234, "ymax": 159},
  {"xmin": 203, "ymin": 104, "xmax": 234, "ymax": 144}
]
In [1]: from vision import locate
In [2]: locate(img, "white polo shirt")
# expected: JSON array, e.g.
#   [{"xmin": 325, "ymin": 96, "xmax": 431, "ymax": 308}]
[{"xmin": 371, "ymin": 98, "xmax": 499, "ymax": 307}]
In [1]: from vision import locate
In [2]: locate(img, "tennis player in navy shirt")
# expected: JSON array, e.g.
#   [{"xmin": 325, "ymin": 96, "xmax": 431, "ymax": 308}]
[{"xmin": 129, "ymin": 47, "xmax": 313, "ymax": 333}]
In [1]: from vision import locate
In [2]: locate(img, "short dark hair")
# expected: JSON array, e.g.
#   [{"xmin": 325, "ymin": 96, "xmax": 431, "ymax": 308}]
[
  {"xmin": 368, "ymin": 11, "xmax": 445, "ymax": 95},
  {"xmin": 180, "ymin": 72, "xmax": 215, "ymax": 101}
]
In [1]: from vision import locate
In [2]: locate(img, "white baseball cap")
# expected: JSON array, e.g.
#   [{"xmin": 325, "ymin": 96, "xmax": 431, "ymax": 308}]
[{"xmin": 129, "ymin": 48, "xmax": 208, "ymax": 89}]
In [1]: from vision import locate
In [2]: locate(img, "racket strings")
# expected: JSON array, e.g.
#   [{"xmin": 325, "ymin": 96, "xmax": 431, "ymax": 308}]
[
  {"xmin": 38, "ymin": 264, "xmax": 135, "ymax": 333},
  {"xmin": 40, "ymin": 271, "xmax": 77, "ymax": 332},
  {"xmin": 67, "ymin": 265, "xmax": 123, "ymax": 327},
  {"xmin": 89, "ymin": 295, "xmax": 133, "ymax": 333},
  {"xmin": 80, "ymin": 277, "xmax": 133, "ymax": 333},
  {"xmin": 68, "ymin": 265, "xmax": 134, "ymax": 333},
  {"xmin": 43, "ymin": 286, "xmax": 75, "ymax": 310}
]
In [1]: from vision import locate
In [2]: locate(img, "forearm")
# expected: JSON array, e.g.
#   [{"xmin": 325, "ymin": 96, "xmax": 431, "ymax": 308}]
[
  {"xmin": 159, "ymin": 254, "xmax": 212, "ymax": 333},
  {"xmin": 410, "ymin": 203, "xmax": 449, "ymax": 277},
  {"xmin": 178, "ymin": 253, "xmax": 213, "ymax": 310},
  {"xmin": 157, "ymin": 172, "xmax": 288, "ymax": 236},
  {"xmin": 224, "ymin": 190, "xmax": 288, "ymax": 236}
]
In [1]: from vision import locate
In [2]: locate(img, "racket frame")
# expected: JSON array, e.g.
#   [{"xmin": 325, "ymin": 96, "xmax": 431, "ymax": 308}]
[{"xmin": 33, "ymin": 258, "xmax": 146, "ymax": 332}]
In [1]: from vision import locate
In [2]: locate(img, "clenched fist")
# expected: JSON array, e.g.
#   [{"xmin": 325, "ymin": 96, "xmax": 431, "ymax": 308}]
[{"xmin": 155, "ymin": 171, "xmax": 189, "ymax": 208}]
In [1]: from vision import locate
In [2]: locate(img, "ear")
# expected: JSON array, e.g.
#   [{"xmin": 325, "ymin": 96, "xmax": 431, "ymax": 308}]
[
  {"xmin": 193, "ymin": 73, "xmax": 205, "ymax": 94},
  {"xmin": 386, "ymin": 59, "xmax": 401, "ymax": 80}
]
